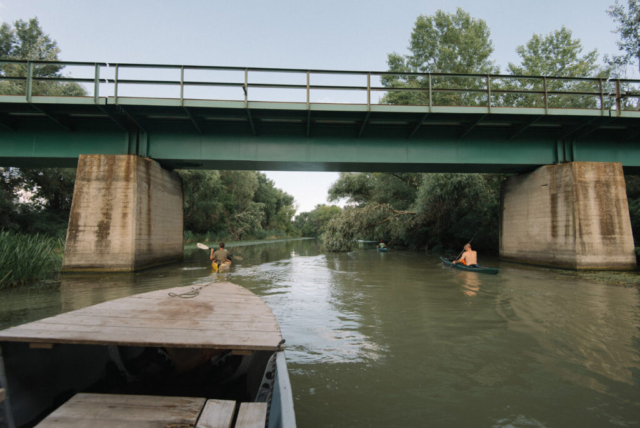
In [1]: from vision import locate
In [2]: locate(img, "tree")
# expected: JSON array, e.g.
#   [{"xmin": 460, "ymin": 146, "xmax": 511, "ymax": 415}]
[
  {"xmin": 328, "ymin": 172, "xmax": 419, "ymax": 211},
  {"xmin": 0, "ymin": 18, "xmax": 83, "ymax": 238},
  {"xmin": 179, "ymin": 170, "xmax": 298, "ymax": 241},
  {"xmin": 323, "ymin": 173, "xmax": 500, "ymax": 252},
  {"xmin": 505, "ymin": 27, "xmax": 607, "ymax": 109},
  {"xmin": 0, "ymin": 18, "xmax": 85, "ymax": 96},
  {"xmin": 607, "ymin": 0, "xmax": 640, "ymax": 73},
  {"xmin": 295, "ymin": 204, "xmax": 342, "ymax": 237},
  {"xmin": 381, "ymin": 8, "xmax": 498, "ymax": 106},
  {"xmin": 322, "ymin": 10, "xmax": 505, "ymax": 252}
]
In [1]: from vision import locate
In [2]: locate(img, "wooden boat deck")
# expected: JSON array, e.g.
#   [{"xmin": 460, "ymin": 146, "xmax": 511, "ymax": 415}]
[
  {"xmin": 35, "ymin": 393, "xmax": 266, "ymax": 428},
  {"xmin": 0, "ymin": 282, "xmax": 283, "ymax": 351}
]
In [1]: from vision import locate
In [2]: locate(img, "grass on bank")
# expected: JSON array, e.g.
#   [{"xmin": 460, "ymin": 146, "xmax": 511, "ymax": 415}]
[{"xmin": 0, "ymin": 230, "xmax": 63, "ymax": 288}]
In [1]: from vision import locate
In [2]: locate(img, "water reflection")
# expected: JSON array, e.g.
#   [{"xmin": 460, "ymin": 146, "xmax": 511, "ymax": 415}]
[
  {"xmin": 459, "ymin": 271, "xmax": 482, "ymax": 297},
  {"xmin": 0, "ymin": 239, "xmax": 639, "ymax": 427}
]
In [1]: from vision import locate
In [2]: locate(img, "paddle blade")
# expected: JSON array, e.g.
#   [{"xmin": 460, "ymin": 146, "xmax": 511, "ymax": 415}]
[
  {"xmin": 232, "ymin": 255, "xmax": 243, "ymax": 260},
  {"xmin": 197, "ymin": 243, "xmax": 210, "ymax": 250}
]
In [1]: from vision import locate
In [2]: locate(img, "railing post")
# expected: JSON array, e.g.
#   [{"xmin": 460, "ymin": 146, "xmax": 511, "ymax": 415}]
[
  {"xmin": 543, "ymin": 76, "xmax": 548, "ymax": 114},
  {"xmin": 306, "ymin": 71, "xmax": 310, "ymax": 109},
  {"xmin": 367, "ymin": 73, "xmax": 371, "ymax": 110},
  {"xmin": 26, "ymin": 61, "xmax": 33, "ymax": 102},
  {"xmin": 180, "ymin": 66, "xmax": 184, "ymax": 106},
  {"xmin": 615, "ymin": 79, "xmax": 622, "ymax": 115},
  {"xmin": 114, "ymin": 64, "xmax": 119, "ymax": 104},
  {"xmin": 94, "ymin": 63, "xmax": 100, "ymax": 104},
  {"xmin": 244, "ymin": 68, "xmax": 248, "ymax": 108},
  {"xmin": 486, "ymin": 74, "xmax": 491, "ymax": 112},
  {"xmin": 599, "ymin": 78, "xmax": 604, "ymax": 113},
  {"xmin": 428, "ymin": 73, "xmax": 432, "ymax": 111}
]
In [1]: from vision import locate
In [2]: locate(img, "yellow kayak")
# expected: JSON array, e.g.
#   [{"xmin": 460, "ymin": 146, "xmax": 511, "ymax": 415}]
[{"xmin": 212, "ymin": 261, "xmax": 231, "ymax": 273}]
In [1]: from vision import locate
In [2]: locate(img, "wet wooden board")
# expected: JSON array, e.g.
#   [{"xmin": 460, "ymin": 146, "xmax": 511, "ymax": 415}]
[
  {"xmin": 0, "ymin": 282, "xmax": 283, "ymax": 351},
  {"xmin": 235, "ymin": 403, "xmax": 268, "ymax": 428},
  {"xmin": 196, "ymin": 399, "xmax": 236, "ymax": 428},
  {"xmin": 35, "ymin": 393, "xmax": 205, "ymax": 428}
]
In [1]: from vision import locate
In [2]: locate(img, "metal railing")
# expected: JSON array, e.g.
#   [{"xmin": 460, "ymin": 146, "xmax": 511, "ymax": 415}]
[{"xmin": 1, "ymin": 59, "xmax": 639, "ymax": 113}]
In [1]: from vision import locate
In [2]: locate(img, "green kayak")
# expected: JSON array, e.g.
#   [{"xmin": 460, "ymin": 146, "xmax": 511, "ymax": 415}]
[
  {"xmin": 377, "ymin": 247, "xmax": 388, "ymax": 252},
  {"xmin": 440, "ymin": 256, "xmax": 499, "ymax": 274}
]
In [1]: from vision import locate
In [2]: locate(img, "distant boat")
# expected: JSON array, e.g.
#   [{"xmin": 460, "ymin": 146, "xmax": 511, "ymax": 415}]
[
  {"xmin": 440, "ymin": 256, "xmax": 499, "ymax": 274},
  {"xmin": 0, "ymin": 282, "xmax": 296, "ymax": 428},
  {"xmin": 377, "ymin": 247, "xmax": 388, "ymax": 252}
]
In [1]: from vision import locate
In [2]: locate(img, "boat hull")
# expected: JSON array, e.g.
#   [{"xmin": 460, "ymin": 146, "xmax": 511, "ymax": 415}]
[
  {"xmin": 0, "ymin": 282, "xmax": 296, "ymax": 428},
  {"xmin": 440, "ymin": 256, "xmax": 499, "ymax": 274}
]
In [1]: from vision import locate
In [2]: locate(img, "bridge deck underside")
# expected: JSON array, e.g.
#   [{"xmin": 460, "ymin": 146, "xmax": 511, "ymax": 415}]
[{"xmin": 0, "ymin": 96, "xmax": 639, "ymax": 173}]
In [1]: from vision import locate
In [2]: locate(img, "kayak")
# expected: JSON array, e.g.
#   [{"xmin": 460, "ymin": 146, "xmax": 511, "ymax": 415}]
[
  {"xmin": 377, "ymin": 247, "xmax": 388, "ymax": 252},
  {"xmin": 440, "ymin": 256, "xmax": 499, "ymax": 274},
  {"xmin": 212, "ymin": 261, "xmax": 231, "ymax": 273}
]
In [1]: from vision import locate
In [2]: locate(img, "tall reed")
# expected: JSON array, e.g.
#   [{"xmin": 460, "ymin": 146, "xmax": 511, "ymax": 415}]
[{"xmin": 0, "ymin": 230, "xmax": 63, "ymax": 288}]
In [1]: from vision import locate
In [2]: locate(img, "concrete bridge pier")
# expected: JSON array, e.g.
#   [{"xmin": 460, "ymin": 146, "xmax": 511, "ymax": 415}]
[
  {"xmin": 62, "ymin": 154, "xmax": 184, "ymax": 272},
  {"xmin": 500, "ymin": 162, "xmax": 636, "ymax": 270}
]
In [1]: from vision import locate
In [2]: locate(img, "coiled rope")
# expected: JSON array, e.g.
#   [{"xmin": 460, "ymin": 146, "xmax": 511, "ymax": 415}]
[{"xmin": 168, "ymin": 282, "xmax": 211, "ymax": 298}]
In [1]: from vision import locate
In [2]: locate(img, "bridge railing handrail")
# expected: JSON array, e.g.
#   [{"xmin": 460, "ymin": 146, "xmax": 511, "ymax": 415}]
[{"xmin": 1, "ymin": 59, "xmax": 639, "ymax": 112}]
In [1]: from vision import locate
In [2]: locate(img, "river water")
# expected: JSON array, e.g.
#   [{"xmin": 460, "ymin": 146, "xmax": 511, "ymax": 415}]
[{"xmin": 1, "ymin": 239, "xmax": 639, "ymax": 427}]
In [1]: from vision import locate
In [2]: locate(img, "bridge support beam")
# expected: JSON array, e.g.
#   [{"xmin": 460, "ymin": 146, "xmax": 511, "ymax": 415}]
[
  {"xmin": 62, "ymin": 154, "xmax": 183, "ymax": 272},
  {"xmin": 500, "ymin": 162, "xmax": 636, "ymax": 270}
]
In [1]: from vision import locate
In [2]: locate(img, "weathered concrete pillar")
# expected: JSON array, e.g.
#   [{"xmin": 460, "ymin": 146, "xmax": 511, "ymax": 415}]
[
  {"xmin": 500, "ymin": 162, "xmax": 636, "ymax": 270},
  {"xmin": 62, "ymin": 154, "xmax": 183, "ymax": 272}
]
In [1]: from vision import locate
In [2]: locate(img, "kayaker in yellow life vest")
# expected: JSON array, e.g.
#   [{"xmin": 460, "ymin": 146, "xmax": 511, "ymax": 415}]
[
  {"xmin": 210, "ymin": 242, "xmax": 232, "ymax": 269},
  {"xmin": 453, "ymin": 244, "xmax": 478, "ymax": 267},
  {"xmin": 377, "ymin": 239, "xmax": 386, "ymax": 249}
]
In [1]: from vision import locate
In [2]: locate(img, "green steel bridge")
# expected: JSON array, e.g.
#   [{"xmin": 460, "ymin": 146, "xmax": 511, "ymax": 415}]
[{"xmin": 1, "ymin": 60, "xmax": 640, "ymax": 173}]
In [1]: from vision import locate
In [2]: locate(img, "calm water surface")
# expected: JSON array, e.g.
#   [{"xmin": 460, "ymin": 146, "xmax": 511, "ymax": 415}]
[{"xmin": 1, "ymin": 239, "xmax": 639, "ymax": 427}]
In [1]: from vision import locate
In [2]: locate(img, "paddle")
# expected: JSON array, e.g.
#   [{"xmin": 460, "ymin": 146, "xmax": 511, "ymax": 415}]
[
  {"xmin": 449, "ymin": 232, "xmax": 477, "ymax": 268},
  {"xmin": 196, "ymin": 243, "xmax": 243, "ymax": 260}
]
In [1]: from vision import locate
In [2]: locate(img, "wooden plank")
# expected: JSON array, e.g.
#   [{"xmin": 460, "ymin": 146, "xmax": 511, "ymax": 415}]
[
  {"xmin": 36, "ymin": 393, "xmax": 205, "ymax": 428},
  {"xmin": 30, "ymin": 314, "xmax": 280, "ymax": 332},
  {"xmin": 64, "ymin": 308, "xmax": 276, "ymax": 322},
  {"xmin": 235, "ymin": 403, "xmax": 268, "ymax": 428},
  {"xmin": 0, "ymin": 328, "xmax": 282, "ymax": 350},
  {"xmin": 0, "ymin": 388, "xmax": 5, "ymax": 403},
  {"xmin": 9, "ymin": 323, "xmax": 281, "ymax": 342},
  {"xmin": 195, "ymin": 399, "xmax": 236, "ymax": 428},
  {"xmin": 0, "ymin": 282, "xmax": 283, "ymax": 351}
]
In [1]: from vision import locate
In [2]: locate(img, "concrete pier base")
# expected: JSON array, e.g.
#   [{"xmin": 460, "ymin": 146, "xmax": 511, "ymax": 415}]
[
  {"xmin": 62, "ymin": 154, "xmax": 184, "ymax": 272},
  {"xmin": 500, "ymin": 162, "xmax": 636, "ymax": 270}
]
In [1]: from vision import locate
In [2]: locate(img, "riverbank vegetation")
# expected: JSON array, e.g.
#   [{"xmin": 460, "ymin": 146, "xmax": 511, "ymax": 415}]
[
  {"xmin": 0, "ymin": 230, "xmax": 62, "ymax": 288},
  {"xmin": 180, "ymin": 170, "xmax": 299, "ymax": 243}
]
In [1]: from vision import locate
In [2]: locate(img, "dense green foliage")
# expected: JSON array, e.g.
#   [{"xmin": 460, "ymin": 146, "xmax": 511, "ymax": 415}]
[
  {"xmin": 294, "ymin": 205, "xmax": 342, "ymax": 237},
  {"xmin": 323, "ymin": 173, "xmax": 500, "ymax": 253},
  {"xmin": 179, "ymin": 170, "xmax": 298, "ymax": 242},
  {"xmin": 0, "ymin": 230, "xmax": 62, "ymax": 287},
  {"xmin": 0, "ymin": 167, "xmax": 76, "ymax": 239},
  {"xmin": 505, "ymin": 27, "xmax": 609, "ymax": 109},
  {"xmin": 382, "ymin": 8, "xmax": 498, "ymax": 106},
  {"xmin": 0, "ymin": 18, "xmax": 85, "ymax": 96},
  {"xmin": 625, "ymin": 176, "xmax": 640, "ymax": 245},
  {"xmin": 607, "ymin": 0, "xmax": 640, "ymax": 72}
]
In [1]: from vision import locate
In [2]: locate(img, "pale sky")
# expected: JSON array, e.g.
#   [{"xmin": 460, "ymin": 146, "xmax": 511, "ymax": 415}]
[{"xmin": 1, "ymin": 0, "xmax": 622, "ymax": 213}]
